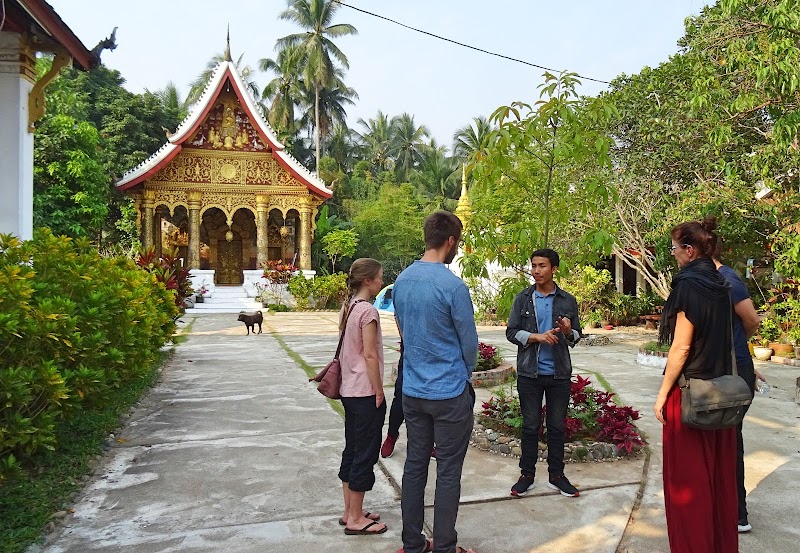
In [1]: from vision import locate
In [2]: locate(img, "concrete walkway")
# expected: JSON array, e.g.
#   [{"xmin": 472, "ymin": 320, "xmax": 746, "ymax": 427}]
[{"xmin": 39, "ymin": 313, "xmax": 800, "ymax": 552}]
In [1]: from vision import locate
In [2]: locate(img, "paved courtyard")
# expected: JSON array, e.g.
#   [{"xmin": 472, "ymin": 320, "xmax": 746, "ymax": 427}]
[{"xmin": 37, "ymin": 312, "xmax": 800, "ymax": 552}]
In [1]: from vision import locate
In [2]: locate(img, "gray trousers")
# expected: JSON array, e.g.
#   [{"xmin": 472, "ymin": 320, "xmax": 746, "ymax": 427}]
[{"xmin": 401, "ymin": 384, "xmax": 474, "ymax": 553}]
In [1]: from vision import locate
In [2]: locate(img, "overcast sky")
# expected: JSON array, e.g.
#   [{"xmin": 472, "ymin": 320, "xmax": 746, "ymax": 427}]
[{"xmin": 49, "ymin": 0, "xmax": 708, "ymax": 148}]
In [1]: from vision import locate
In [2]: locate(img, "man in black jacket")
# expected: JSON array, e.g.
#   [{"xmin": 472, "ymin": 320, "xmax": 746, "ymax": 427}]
[{"xmin": 506, "ymin": 248, "xmax": 582, "ymax": 497}]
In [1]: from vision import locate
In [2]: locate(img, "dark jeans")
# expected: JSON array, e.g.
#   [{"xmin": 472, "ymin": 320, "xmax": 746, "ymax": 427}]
[
  {"xmin": 387, "ymin": 355, "xmax": 404, "ymax": 438},
  {"xmin": 736, "ymin": 356, "xmax": 756, "ymax": 522},
  {"xmin": 517, "ymin": 375, "xmax": 571, "ymax": 477},
  {"xmin": 401, "ymin": 383, "xmax": 474, "ymax": 553},
  {"xmin": 339, "ymin": 395, "xmax": 386, "ymax": 492}
]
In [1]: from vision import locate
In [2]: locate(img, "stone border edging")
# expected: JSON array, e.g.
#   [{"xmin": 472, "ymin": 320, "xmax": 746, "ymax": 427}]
[
  {"xmin": 470, "ymin": 421, "xmax": 638, "ymax": 462},
  {"xmin": 472, "ymin": 363, "xmax": 514, "ymax": 388}
]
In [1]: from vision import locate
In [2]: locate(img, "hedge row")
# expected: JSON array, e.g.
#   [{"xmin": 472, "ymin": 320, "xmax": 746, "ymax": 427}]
[{"xmin": 0, "ymin": 230, "xmax": 178, "ymax": 476}]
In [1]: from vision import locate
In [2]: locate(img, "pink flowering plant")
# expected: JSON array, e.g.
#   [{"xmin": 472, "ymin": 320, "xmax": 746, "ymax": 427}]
[
  {"xmin": 479, "ymin": 375, "xmax": 644, "ymax": 455},
  {"xmin": 475, "ymin": 342, "xmax": 503, "ymax": 372}
]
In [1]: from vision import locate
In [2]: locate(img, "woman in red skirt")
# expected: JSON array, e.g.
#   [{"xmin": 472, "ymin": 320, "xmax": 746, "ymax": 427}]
[{"xmin": 654, "ymin": 216, "xmax": 738, "ymax": 553}]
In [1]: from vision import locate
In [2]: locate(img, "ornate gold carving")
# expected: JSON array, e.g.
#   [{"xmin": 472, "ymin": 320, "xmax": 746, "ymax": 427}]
[
  {"xmin": 151, "ymin": 190, "xmax": 188, "ymax": 215},
  {"xmin": 28, "ymin": 49, "xmax": 71, "ymax": 130}
]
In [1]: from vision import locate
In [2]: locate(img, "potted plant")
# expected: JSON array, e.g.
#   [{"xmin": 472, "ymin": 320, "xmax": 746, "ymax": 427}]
[
  {"xmin": 788, "ymin": 325, "xmax": 800, "ymax": 359},
  {"xmin": 195, "ymin": 284, "xmax": 208, "ymax": 303},
  {"xmin": 761, "ymin": 317, "xmax": 785, "ymax": 355},
  {"xmin": 751, "ymin": 335, "xmax": 773, "ymax": 361}
]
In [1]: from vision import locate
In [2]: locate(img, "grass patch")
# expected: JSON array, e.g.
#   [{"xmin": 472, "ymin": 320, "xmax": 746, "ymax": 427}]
[
  {"xmin": 640, "ymin": 340, "xmax": 671, "ymax": 353},
  {"xmin": 0, "ymin": 349, "xmax": 173, "ymax": 553},
  {"xmin": 265, "ymin": 328, "xmax": 345, "ymax": 417},
  {"xmin": 172, "ymin": 316, "xmax": 196, "ymax": 345}
]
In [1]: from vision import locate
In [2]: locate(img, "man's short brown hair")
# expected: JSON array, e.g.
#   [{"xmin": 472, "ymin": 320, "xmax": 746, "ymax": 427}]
[{"xmin": 423, "ymin": 211, "xmax": 463, "ymax": 249}]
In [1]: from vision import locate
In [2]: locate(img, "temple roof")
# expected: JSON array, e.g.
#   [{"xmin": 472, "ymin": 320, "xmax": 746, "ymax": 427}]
[
  {"xmin": 116, "ymin": 60, "xmax": 332, "ymax": 198},
  {"xmin": 6, "ymin": 0, "xmax": 99, "ymax": 69}
]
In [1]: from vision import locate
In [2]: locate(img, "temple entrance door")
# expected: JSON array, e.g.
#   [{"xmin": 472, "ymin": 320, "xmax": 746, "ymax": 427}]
[{"xmin": 216, "ymin": 240, "xmax": 243, "ymax": 284}]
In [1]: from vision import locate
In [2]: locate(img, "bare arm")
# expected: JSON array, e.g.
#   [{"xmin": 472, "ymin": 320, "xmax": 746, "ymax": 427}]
[
  {"xmin": 654, "ymin": 311, "xmax": 694, "ymax": 424},
  {"xmin": 361, "ymin": 320, "xmax": 385, "ymax": 407},
  {"xmin": 734, "ymin": 298, "xmax": 760, "ymax": 339}
]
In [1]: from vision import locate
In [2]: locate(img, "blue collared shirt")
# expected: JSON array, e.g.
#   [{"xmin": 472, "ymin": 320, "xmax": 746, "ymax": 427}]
[
  {"xmin": 534, "ymin": 290, "xmax": 556, "ymax": 375},
  {"xmin": 393, "ymin": 260, "xmax": 478, "ymax": 400}
]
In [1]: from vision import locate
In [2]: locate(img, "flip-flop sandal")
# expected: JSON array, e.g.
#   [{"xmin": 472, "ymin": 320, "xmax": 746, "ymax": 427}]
[
  {"xmin": 338, "ymin": 511, "xmax": 381, "ymax": 525},
  {"xmin": 344, "ymin": 520, "xmax": 388, "ymax": 535},
  {"xmin": 394, "ymin": 538, "xmax": 434, "ymax": 553}
]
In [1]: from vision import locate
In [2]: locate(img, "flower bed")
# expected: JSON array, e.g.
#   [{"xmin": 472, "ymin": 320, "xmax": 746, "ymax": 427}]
[
  {"xmin": 476, "ymin": 375, "xmax": 644, "ymax": 458},
  {"xmin": 472, "ymin": 363, "xmax": 515, "ymax": 388}
]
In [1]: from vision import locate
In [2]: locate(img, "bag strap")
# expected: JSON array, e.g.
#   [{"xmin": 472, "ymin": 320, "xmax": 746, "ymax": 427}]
[
  {"xmin": 728, "ymin": 294, "xmax": 738, "ymax": 378},
  {"xmin": 334, "ymin": 299, "xmax": 366, "ymax": 360}
]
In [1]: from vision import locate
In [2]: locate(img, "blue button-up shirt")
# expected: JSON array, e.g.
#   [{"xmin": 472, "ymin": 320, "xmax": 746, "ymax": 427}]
[{"xmin": 394, "ymin": 260, "xmax": 478, "ymax": 400}]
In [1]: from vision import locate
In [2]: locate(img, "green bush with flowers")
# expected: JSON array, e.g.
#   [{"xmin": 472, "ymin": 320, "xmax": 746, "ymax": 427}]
[{"xmin": 0, "ymin": 230, "xmax": 179, "ymax": 478}]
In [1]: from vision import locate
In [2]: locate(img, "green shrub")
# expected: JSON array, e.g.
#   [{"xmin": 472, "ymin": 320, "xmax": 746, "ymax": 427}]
[
  {"xmin": 0, "ymin": 230, "xmax": 178, "ymax": 477},
  {"xmin": 312, "ymin": 272, "xmax": 348, "ymax": 309},
  {"xmin": 287, "ymin": 274, "xmax": 314, "ymax": 309},
  {"xmin": 560, "ymin": 266, "xmax": 613, "ymax": 321}
]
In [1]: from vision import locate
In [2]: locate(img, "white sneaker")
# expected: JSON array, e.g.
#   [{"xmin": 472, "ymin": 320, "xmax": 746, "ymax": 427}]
[{"xmin": 738, "ymin": 520, "xmax": 752, "ymax": 533}]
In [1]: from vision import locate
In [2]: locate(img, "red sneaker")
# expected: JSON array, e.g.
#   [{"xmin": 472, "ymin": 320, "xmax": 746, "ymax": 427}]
[{"xmin": 381, "ymin": 434, "xmax": 398, "ymax": 458}]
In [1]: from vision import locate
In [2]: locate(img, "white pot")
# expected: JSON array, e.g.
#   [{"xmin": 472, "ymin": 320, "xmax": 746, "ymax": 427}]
[{"xmin": 753, "ymin": 346, "xmax": 774, "ymax": 361}]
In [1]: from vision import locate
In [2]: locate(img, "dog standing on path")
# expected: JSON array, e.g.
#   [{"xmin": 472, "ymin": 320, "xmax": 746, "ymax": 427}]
[{"xmin": 237, "ymin": 311, "xmax": 263, "ymax": 335}]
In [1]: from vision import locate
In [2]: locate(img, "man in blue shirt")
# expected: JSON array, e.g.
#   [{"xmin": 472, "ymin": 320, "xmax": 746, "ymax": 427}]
[
  {"xmin": 713, "ymin": 246, "xmax": 762, "ymax": 533},
  {"xmin": 506, "ymin": 248, "xmax": 582, "ymax": 498},
  {"xmin": 393, "ymin": 211, "xmax": 478, "ymax": 553}
]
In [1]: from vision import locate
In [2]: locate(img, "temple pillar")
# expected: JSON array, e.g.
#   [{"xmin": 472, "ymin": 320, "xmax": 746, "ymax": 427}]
[
  {"xmin": 256, "ymin": 194, "xmax": 270, "ymax": 268},
  {"xmin": 142, "ymin": 191, "xmax": 155, "ymax": 250},
  {"xmin": 154, "ymin": 206, "xmax": 164, "ymax": 259},
  {"xmin": 187, "ymin": 191, "xmax": 202, "ymax": 270},
  {"xmin": 298, "ymin": 198, "xmax": 313, "ymax": 270},
  {"xmin": 0, "ymin": 32, "xmax": 36, "ymax": 240}
]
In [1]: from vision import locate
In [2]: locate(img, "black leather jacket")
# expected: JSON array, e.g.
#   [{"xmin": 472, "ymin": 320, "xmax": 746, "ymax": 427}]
[{"xmin": 506, "ymin": 284, "xmax": 582, "ymax": 379}]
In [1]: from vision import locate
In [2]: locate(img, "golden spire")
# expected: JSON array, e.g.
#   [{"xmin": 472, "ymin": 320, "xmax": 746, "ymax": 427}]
[
  {"xmin": 455, "ymin": 164, "xmax": 472, "ymax": 227},
  {"xmin": 224, "ymin": 25, "xmax": 232, "ymax": 62}
]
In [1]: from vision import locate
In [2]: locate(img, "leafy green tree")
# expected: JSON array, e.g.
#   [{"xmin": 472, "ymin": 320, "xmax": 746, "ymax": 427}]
[
  {"xmin": 464, "ymin": 71, "xmax": 614, "ymax": 276},
  {"xmin": 351, "ymin": 184, "xmax": 436, "ymax": 280},
  {"xmin": 33, "ymin": 115, "xmax": 108, "ymax": 238},
  {"xmin": 322, "ymin": 228, "xmax": 359, "ymax": 272},
  {"xmin": 277, "ymin": 0, "xmax": 357, "ymax": 166},
  {"xmin": 41, "ymin": 61, "xmax": 181, "ymax": 246},
  {"xmin": 390, "ymin": 113, "xmax": 430, "ymax": 183}
]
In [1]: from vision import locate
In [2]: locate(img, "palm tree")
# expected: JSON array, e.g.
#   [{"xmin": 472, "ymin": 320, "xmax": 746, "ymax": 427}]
[
  {"xmin": 277, "ymin": 0, "xmax": 357, "ymax": 167},
  {"xmin": 146, "ymin": 81, "xmax": 188, "ymax": 121},
  {"xmin": 390, "ymin": 113, "xmax": 430, "ymax": 183},
  {"xmin": 185, "ymin": 52, "xmax": 260, "ymax": 111},
  {"xmin": 356, "ymin": 111, "xmax": 393, "ymax": 173},
  {"xmin": 417, "ymin": 138, "xmax": 459, "ymax": 198},
  {"xmin": 259, "ymin": 44, "xmax": 307, "ymax": 134},
  {"xmin": 298, "ymin": 69, "xmax": 358, "ymax": 155},
  {"xmin": 452, "ymin": 116, "xmax": 494, "ymax": 160},
  {"xmin": 326, "ymin": 122, "xmax": 357, "ymax": 171}
]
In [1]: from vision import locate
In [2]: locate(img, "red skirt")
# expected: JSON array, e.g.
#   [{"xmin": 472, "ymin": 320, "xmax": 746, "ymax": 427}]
[{"xmin": 662, "ymin": 385, "xmax": 738, "ymax": 553}]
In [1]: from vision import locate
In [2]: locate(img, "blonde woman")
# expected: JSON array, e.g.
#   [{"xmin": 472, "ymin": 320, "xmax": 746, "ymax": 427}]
[{"xmin": 338, "ymin": 258, "xmax": 388, "ymax": 536}]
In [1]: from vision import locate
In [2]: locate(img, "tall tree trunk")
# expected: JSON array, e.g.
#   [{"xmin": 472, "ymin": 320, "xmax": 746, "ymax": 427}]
[{"xmin": 314, "ymin": 83, "xmax": 321, "ymax": 170}]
